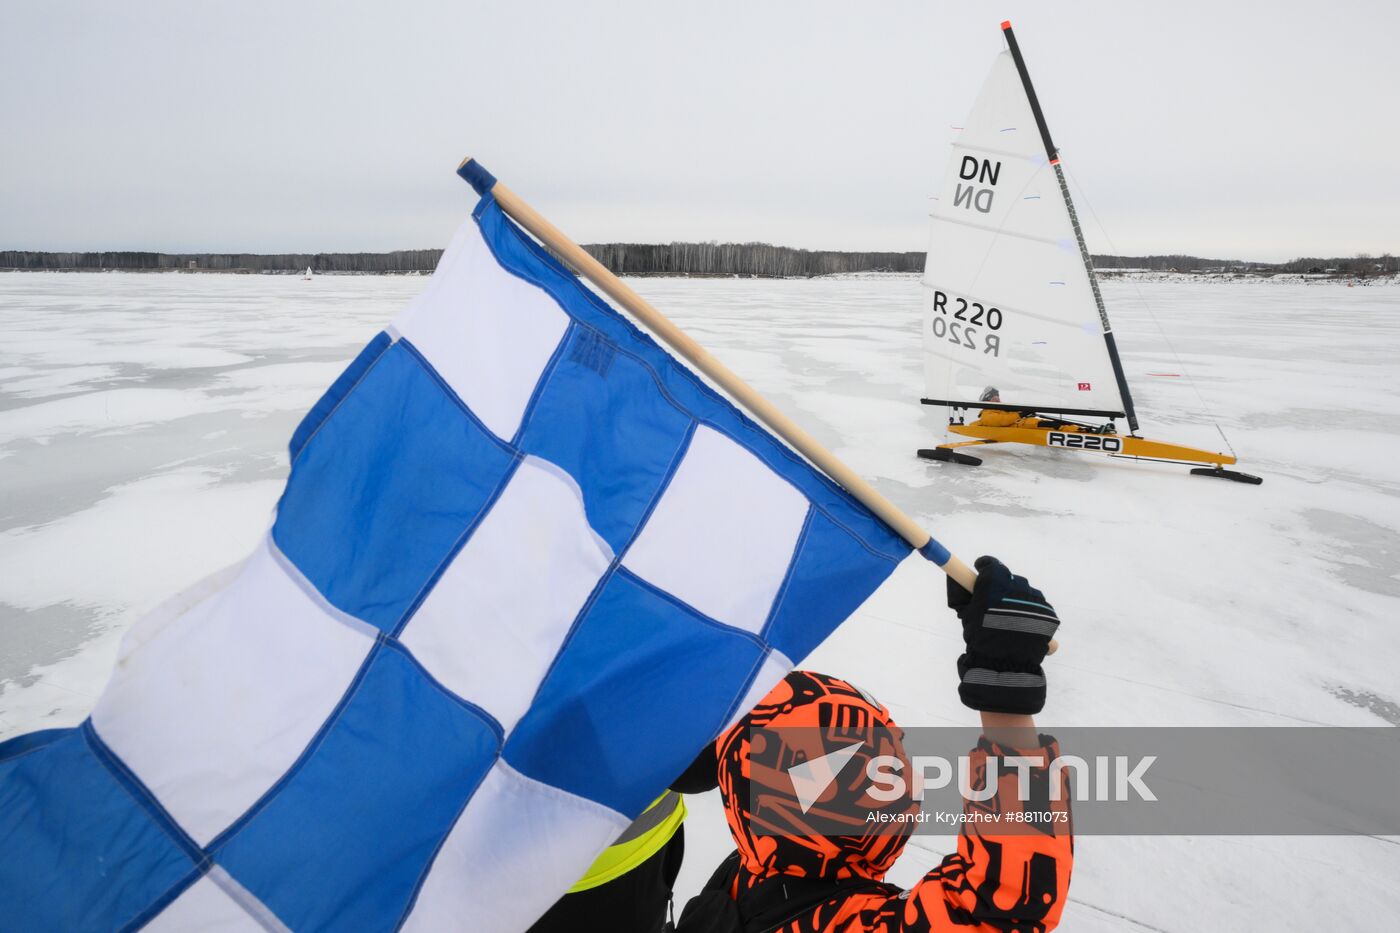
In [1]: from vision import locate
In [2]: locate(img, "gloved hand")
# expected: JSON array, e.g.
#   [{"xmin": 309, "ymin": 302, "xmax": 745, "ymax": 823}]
[{"xmin": 946, "ymin": 556, "xmax": 1059, "ymax": 715}]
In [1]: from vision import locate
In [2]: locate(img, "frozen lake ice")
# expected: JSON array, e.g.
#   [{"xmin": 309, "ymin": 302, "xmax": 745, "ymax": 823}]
[{"xmin": 1, "ymin": 270, "xmax": 1398, "ymax": 929}]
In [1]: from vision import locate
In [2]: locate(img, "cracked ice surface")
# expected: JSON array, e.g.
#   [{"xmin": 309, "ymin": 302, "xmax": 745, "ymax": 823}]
[{"xmin": 1, "ymin": 271, "xmax": 1398, "ymax": 930}]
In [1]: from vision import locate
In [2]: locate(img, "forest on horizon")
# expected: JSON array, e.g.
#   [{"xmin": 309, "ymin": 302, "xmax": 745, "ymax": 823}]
[{"xmin": 1, "ymin": 244, "xmax": 1395, "ymax": 278}]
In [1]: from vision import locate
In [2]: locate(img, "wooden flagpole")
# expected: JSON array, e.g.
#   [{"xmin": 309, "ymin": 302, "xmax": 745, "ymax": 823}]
[{"xmin": 460, "ymin": 157, "xmax": 1055, "ymax": 654}]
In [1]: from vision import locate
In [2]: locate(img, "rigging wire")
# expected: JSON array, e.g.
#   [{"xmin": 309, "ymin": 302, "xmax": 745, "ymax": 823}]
[{"xmin": 1062, "ymin": 162, "xmax": 1239, "ymax": 458}]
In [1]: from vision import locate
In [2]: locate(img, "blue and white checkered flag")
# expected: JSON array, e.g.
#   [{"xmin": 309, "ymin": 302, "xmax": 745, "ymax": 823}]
[{"xmin": 0, "ymin": 169, "xmax": 912, "ymax": 931}]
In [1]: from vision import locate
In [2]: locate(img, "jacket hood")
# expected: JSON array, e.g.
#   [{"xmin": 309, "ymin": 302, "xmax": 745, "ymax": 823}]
[{"xmin": 714, "ymin": 670, "xmax": 919, "ymax": 885}]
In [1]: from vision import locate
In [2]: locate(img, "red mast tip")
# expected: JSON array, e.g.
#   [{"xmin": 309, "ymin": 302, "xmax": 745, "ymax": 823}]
[{"xmin": 1001, "ymin": 20, "xmax": 1012, "ymax": 29}]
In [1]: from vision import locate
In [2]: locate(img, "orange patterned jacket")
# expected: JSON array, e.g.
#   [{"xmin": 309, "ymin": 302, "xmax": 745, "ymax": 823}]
[{"xmin": 711, "ymin": 671, "xmax": 1072, "ymax": 933}]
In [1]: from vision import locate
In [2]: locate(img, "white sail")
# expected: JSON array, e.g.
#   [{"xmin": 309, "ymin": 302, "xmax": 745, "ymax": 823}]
[{"xmin": 922, "ymin": 47, "xmax": 1127, "ymax": 418}]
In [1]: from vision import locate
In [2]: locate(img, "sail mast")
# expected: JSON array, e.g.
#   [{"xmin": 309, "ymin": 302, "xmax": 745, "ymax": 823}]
[{"xmin": 999, "ymin": 21, "xmax": 1139, "ymax": 432}]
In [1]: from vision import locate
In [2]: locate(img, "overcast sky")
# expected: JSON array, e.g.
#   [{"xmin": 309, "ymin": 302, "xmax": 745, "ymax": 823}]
[{"xmin": 2, "ymin": 1, "xmax": 1395, "ymax": 261}]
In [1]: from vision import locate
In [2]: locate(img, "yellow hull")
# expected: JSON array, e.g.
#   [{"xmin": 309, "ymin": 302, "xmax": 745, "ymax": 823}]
[{"xmin": 946, "ymin": 422, "xmax": 1237, "ymax": 467}]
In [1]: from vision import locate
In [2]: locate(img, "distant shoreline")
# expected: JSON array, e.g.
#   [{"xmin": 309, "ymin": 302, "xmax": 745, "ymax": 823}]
[
  {"xmin": 1, "ymin": 244, "xmax": 1394, "ymax": 280},
  {"xmin": 3, "ymin": 268, "xmax": 1395, "ymax": 286}
]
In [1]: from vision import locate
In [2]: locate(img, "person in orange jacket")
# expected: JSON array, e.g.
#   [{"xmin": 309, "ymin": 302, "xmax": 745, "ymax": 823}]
[
  {"xmin": 972, "ymin": 387, "xmax": 1115, "ymax": 437},
  {"xmin": 972, "ymin": 386, "xmax": 1039, "ymax": 429},
  {"xmin": 675, "ymin": 557, "xmax": 1071, "ymax": 933}
]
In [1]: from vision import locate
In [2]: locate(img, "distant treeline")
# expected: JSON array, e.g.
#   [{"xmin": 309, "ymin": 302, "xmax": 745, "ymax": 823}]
[
  {"xmin": 579, "ymin": 242, "xmax": 923, "ymax": 277},
  {"xmin": 2, "ymin": 245, "xmax": 1395, "ymax": 278},
  {"xmin": 1092, "ymin": 253, "xmax": 1399, "ymax": 275},
  {"xmin": 0, "ymin": 250, "xmax": 442, "ymax": 273},
  {"xmin": 0, "ymin": 243, "xmax": 923, "ymax": 277}
]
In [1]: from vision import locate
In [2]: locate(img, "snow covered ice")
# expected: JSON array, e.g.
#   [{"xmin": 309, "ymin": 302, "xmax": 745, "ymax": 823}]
[{"xmin": 2, "ymin": 271, "xmax": 1398, "ymax": 929}]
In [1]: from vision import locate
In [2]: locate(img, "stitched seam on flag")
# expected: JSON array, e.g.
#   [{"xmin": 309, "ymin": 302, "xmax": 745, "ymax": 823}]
[
  {"xmin": 274, "ymin": 338, "xmax": 400, "ymax": 543},
  {"xmin": 388, "ymin": 453, "xmax": 525, "ymax": 639},
  {"xmin": 765, "ymin": 480, "xmax": 898, "ymax": 565},
  {"xmin": 206, "ymin": 637, "xmax": 505, "ymax": 895},
  {"xmin": 472, "ymin": 201, "xmax": 907, "ymax": 566},
  {"xmin": 382, "ymin": 639, "xmax": 505, "ymax": 745},
  {"xmin": 716, "ymin": 647, "xmax": 776, "ymax": 734},
  {"xmin": 526, "ymin": 457, "xmax": 596, "ymax": 515},
  {"xmin": 521, "ymin": 565, "xmax": 616, "ymax": 722},
  {"xmin": 614, "ymin": 566, "xmax": 766, "ymax": 651},
  {"xmin": 492, "ymin": 273, "xmax": 873, "ymax": 560},
  {"xmin": 285, "ymin": 332, "xmax": 397, "ymax": 473},
  {"xmin": 493, "ymin": 235, "xmax": 903, "ymax": 567},
  {"xmin": 289, "ymin": 330, "xmax": 395, "ymax": 463},
  {"xmin": 490, "ymin": 291, "xmax": 894, "ymax": 570},
  {"xmin": 266, "ymin": 538, "xmax": 381, "ymax": 642},
  {"xmin": 394, "ymin": 758, "xmax": 630, "ymax": 931},
  {"xmin": 509, "ymin": 317, "xmax": 895, "ymax": 566},
  {"xmin": 85, "ymin": 720, "xmax": 224, "ymax": 932},
  {"xmin": 392, "ymin": 762, "xmax": 499, "ymax": 932},
  {"xmin": 757, "ymin": 505, "xmax": 815, "ymax": 643},
  {"xmin": 498, "ymin": 756, "xmax": 632, "ymax": 815},
  {"xmin": 526, "ymin": 454, "xmax": 616, "ymax": 560},
  {"xmin": 522, "ymin": 420, "xmax": 699, "ymax": 713},
  {"xmin": 279, "ymin": 334, "xmax": 533, "ymax": 640},
  {"xmin": 381, "ymin": 338, "xmax": 528, "ymax": 637},
  {"xmin": 509, "ymin": 319, "xmax": 576, "ymax": 449},
  {"xmin": 207, "ymin": 865, "xmax": 293, "ymax": 933},
  {"xmin": 523, "ymin": 294, "xmax": 862, "ymax": 546},
  {"xmin": 524, "ymin": 309, "xmax": 897, "ymax": 568},
  {"xmin": 205, "ymin": 639, "xmax": 388, "ymax": 853},
  {"xmin": 468, "ymin": 207, "xmax": 906, "ymax": 663},
  {"xmin": 116, "ymin": 866, "xmax": 205, "ymax": 933},
  {"xmin": 611, "ymin": 416, "xmax": 695, "ymax": 558},
  {"xmin": 396, "ymin": 337, "xmax": 519, "ymax": 457},
  {"xmin": 80, "ymin": 721, "xmax": 209, "ymax": 868}
]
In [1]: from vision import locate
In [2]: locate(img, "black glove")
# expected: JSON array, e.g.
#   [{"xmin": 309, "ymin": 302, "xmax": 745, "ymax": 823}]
[{"xmin": 946, "ymin": 556, "xmax": 1059, "ymax": 715}]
